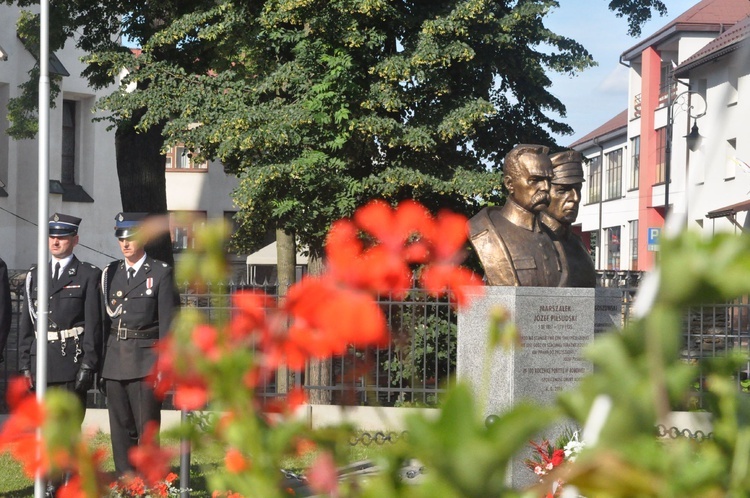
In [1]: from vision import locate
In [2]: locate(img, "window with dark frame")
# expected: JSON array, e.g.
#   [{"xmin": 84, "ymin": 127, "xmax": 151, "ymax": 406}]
[
  {"xmin": 588, "ymin": 155, "xmax": 601, "ymax": 203},
  {"xmin": 655, "ymin": 127, "xmax": 667, "ymax": 184},
  {"xmin": 165, "ymin": 145, "xmax": 208, "ymax": 170},
  {"xmin": 605, "ymin": 148, "xmax": 623, "ymax": 200},
  {"xmin": 607, "ymin": 226, "xmax": 621, "ymax": 271},
  {"xmin": 630, "ymin": 136, "xmax": 640, "ymax": 190},
  {"xmin": 169, "ymin": 211, "xmax": 208, "ymax": 252},
  {"xmin": 629, "ymin": 220, "xmax": 638, "ymax": 271},
  {"xmin": 61, "ymin": 100, "xmax": 76, "ymax": 185}
]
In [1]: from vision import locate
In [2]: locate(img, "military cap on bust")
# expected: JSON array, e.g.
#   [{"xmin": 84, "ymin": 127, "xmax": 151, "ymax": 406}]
[
  {"xmin": 114, "ymin": 212, "xmax": 148, "ymax": 239},
  {"xmin": 49, "ymin": 213, "xmax": 81, "ymax": 236},
  {"xmin": 549, "ymin": 150, "xmax": 585, "ymax": 185}
]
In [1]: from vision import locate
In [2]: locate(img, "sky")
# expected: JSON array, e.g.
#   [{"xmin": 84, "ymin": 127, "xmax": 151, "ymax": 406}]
[{"xmin": 545, "ymin": 0, "xmax": 697, "ymax": 146}]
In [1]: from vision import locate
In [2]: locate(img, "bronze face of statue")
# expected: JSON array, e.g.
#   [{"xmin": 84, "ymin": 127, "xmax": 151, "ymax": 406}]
[
  {"xmin": 541, "ymin": 150, "xmax": 596, "ymax": 288},
  {"xmin": 468, "ymin": 144, "xmax": 561, "ymax": 287}
]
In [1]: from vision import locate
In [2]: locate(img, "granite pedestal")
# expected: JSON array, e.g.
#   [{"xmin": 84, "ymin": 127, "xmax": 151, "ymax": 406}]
[{"xmin": 457, "ymin": 286, "xmax": 621, "ymax": 488}]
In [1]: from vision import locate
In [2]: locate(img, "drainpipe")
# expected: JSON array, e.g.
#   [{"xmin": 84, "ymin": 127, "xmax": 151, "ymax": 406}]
[{"xmin": 593, "ymin": 138, "xmax": 605, "ymax": 270}]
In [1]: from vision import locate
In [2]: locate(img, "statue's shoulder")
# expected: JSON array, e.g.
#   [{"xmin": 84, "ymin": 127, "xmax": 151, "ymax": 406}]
[{"xmin": 468, "ymin": 206, "xmax": 504, "ymax": 240}]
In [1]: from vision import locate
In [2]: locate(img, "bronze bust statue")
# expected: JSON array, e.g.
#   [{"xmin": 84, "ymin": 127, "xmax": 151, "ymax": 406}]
[
  {"xmin": 468, "ymin": 144, "xmax": 562, "ymax": 287},
  {"xmin": 540, "ymin": 150, "xmax": 596, "ymax": 288}
]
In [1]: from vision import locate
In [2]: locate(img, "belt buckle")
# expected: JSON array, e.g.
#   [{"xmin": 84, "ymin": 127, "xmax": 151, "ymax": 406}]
[{"xmin": 117, "ymin": 326, "xmax": 128, "ymax": 340}]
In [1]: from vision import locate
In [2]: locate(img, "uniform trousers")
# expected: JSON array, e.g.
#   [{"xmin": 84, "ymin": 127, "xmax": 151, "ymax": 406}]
[{"xmin": 106, "ymin": 378, "xmax": 162, "ymax": 474}]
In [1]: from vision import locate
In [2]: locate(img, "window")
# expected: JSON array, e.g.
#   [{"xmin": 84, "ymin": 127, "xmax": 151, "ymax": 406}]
[
  {"xmin": 58, "ymin": 99, "xmax": 94, "ymax": 202},
  {"xmin": 169, "ymin": 211, "xmax": 207, "ymax": 252},
  {"xmin": 726, "ymin": 138, "xmax": 737, "ymax": 179},
  {"xmin": 165, "ymin": 145, "xmax": 208, "ymax": 170},
  {"xmin": 61, "ymin": 100, "xmax": 77, "ymax": 185},
  {"xmin": 655, "ymin": 127, "xmax": 667, "ymax": 184},
  {"xmin": 628, "ymin": 220, "xmax": 638, "ymax": 271},
  {"xmin": 629, "ymin": 136, "xmax": 640, "ymax": 190},
  {"xmin": 587, "ymin": 155, "xmax": 601, "ymax": 203},
  {"xmin": 607, "ymin": 226, "xmax": 621, "ymax": 271},
  {"xmin": 728, "ymin": 66, "xmax": 739, "ymax": 105},
  {"xmin": 605, "ymin": 148, "xmax": 623, "ymax": 200}
]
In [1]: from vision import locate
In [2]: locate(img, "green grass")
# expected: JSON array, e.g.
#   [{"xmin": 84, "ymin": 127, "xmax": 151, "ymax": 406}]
[
  {"xmin": 0, "ymin": 432, "xmax": 387, "ymax": 497},
  {"xmin": 0, "ymin": 433, "xmax": 223, "ymax": 497}
]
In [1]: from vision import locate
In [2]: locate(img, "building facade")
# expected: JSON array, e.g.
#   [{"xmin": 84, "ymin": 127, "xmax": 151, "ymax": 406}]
[
  {"xmin": 572, "ymin": 0, "xmax": 750, "ymax": 272},
  {"xmin": 1, "ymin": 5, "xmax": 247, "ymax": 275}
]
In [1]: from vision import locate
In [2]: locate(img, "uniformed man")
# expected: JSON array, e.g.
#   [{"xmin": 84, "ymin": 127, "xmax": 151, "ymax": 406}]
[
  {"xmin": 0, "ymin": 256, "xmax": 11, "ymax": 364},
  {"xmin": 468, "ymin": 144, "xmax": 561, "ymax": 286},
  {"xmin": 100, "ymin": 212, "xmax": 177, "ymax": 475},
  {"xmin": 541, "ymin": 150, "xmax": 597, "ymax": 288},
  {"xmin": 19, "ymin": 213, "xmax": 102, "ymax": 409}
]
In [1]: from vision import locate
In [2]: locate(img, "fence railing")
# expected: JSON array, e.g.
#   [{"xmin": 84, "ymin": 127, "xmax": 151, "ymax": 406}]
[{"xmin": 2, "ymin": 271, "xmax": 750, "ymax": 413}]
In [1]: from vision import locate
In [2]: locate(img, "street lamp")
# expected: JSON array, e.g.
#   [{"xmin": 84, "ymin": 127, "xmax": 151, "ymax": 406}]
[{"xmin": 664, "ymin": 90, "xmax": 707, "ymax": 216}]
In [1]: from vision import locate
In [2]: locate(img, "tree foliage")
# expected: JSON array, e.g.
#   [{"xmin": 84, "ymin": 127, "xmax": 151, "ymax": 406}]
[
  {"xmin": 90, "ymin": 0, "xmax": 603, "ymax": 256},
  {"xmin": 3, "ymin": 0, "xmax": 673, "ymax": 256}
]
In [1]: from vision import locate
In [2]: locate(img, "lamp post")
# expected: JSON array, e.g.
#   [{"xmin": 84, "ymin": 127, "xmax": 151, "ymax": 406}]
[{"xmin": 664, "ymin": 90, "xmax": 706, "ymax": 216}]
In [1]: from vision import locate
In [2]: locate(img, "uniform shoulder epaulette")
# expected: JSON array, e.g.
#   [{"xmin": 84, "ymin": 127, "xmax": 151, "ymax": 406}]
[
  {"xmin": 162, "ymin": 262, "xmax": 168, "ymax": 267},
  {"xmin": 89, "ymin": 264, "xmax": 98, "ymax": 269}
]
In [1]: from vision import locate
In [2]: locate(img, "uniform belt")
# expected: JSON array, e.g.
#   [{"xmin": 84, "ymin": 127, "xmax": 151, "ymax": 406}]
[
  {"xmin": 47, "ymin": 326, "xmax": 84, "ymax": 342},
  {"xmin": 113, "ymin": 326, "xmax": 159, "ymax": 340}
]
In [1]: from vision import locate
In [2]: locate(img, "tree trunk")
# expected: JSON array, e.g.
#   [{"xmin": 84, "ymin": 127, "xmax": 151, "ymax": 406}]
[
  {"xmin": 304, "ymin": 252, "xmax": 332, "ymax": 405},
  {"xmin": 275, "ymin": 229, "xmax": 296, "ymax": 394},
  {"xmin": 114, "ymin": 109, "xmax": 174, "ymax": 266}
]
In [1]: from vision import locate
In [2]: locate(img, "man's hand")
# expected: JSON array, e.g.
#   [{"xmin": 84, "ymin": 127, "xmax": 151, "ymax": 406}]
[
  {"xmin": 20, "ymin": 369, "xmax": 34, "ymax": 390},
  {"xmin": 97, "ymin": 376, "xmax": 107, "ymax": 397},
  {"xmin": 74, "ymin": 367, "xmax": 95, "ymax": 394}
]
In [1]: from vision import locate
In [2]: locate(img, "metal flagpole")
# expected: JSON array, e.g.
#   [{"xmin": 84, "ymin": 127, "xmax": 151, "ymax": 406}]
[{"xmin": 35, "ymin": 0, "xmax": 51, "ymax": 496}]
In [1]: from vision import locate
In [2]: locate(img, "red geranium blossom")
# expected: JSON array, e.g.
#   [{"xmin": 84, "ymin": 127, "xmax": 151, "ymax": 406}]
[
  {"xmin": 0, "ymin": 377, "xmax": 48, "ymax": 477},
  {"xmin": 128, "ymin": 421, "xmax": 177, "ymax": 486}
]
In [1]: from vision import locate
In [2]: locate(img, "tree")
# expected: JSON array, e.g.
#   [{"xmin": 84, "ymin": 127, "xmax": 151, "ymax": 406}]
[
  {"xmin": 89, "ymin": 0, "xmax": 578, "ymax": 258},
  {"xmin": 4, "ymin": 0, "xmax": 671, "ymax": 259},
  {"xmin": 4, "ymin": 0, "xmax": 226, "ymax": 263}
]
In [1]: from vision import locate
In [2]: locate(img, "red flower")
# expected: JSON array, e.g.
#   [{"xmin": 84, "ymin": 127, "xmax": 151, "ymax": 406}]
[
  {"xmin": 173, "ymin": 376, "xmax": 209, "ymax": 411},
  {"xmin": 0, "ymin": 377, "xmax": 48, "ymax": 477},
  {"xmin": 225, "ymin": 448, "xmax": 250, "ymax": 473},
  {"xmin": 307, "ymin": 452, "xmax": 339, "ymax": 498},
  {"xmin": 550, "ymin": 449, "xmax": 565, "ymax": 467},
  {"xmin": 193, "ymin": 324, "xmax": 222, "ymax": 361},
  {"xmin": 128, "ymin": 421, "xmax": 177, "ymax": 486}
]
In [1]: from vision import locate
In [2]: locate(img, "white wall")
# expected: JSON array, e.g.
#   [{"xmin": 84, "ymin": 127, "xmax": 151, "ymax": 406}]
[{"xmin": 0, "ymin": 4, "xmax": 122, "ymax": 270}]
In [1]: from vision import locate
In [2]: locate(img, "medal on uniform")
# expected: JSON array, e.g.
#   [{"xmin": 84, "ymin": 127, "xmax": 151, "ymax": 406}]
[
  {"xmin": 111, "ymin": 299, "xmax": 117, "ymax": 306},
  {"xmin": 116, "ymin": 291, "xmax": 122, "ymax": 297},
  {"xmin": 146, "ymin": 277, "xmax": 153, "ymax": 295}
]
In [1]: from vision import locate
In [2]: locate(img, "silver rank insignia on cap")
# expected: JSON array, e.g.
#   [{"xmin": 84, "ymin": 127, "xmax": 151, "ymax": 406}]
[
  {"xmin": 118, "ymin": 214, "xmax": 124, "ymax": 222},
  {"xmin": 53, "ymin": 214, "xmax": 60, "ymax": 221}
]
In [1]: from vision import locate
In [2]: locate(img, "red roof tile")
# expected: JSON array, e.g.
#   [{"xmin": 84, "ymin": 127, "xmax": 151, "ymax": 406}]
[
  {"xmin": 569, "ymin": 110, "xmax": 628, "ymax": 148},
  {"xmin": 622, "ymin": 0, "xmax": 750, "ymax": 61},
  {"xmin": 675, "ymin": 14, "xmax": 750, "ymax": 75}
]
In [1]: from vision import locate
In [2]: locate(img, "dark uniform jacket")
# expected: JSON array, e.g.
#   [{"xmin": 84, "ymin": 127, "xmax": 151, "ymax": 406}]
[
  {"xmin": 19, "ymin": 257, "xmax": 102, "ymax": 383},
  {"xmin": 101, "ymin": 256, "xmax": 176, "ymax": 381},
  {"xmin": 469, "ymin": 202, "xmax": 562, "ymax": 287},
  {"xmin": 540, "ymin": 212, "xmax": 597, "ymax": 288},
  {"xmin": 0, "ymin": 257, "xmax": 12, "ymax": 361}
]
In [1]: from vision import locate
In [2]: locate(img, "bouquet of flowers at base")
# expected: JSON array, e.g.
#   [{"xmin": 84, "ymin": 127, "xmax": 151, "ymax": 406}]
[{"xmin": 109, "ymin": 472, "xmax": 181, "ymax": 498}]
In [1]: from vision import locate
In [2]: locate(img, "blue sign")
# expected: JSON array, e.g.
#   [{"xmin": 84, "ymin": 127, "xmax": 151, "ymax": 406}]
[{"xmin": 647, "ymin": 227, "xmax": 661, "ymax": 252}]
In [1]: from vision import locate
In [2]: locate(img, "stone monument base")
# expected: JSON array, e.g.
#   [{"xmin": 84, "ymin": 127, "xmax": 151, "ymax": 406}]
[{"xmin": 457, "ymin": 286, "xmax": 621, "ymax": 488}]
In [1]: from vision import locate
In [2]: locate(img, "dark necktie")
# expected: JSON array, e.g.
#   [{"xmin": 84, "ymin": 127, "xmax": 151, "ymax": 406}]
[
  {"xmin": 127, "ymin": 267, "xmax": 135, "ymax": 283},
  {"xmin": 53, "ymin": 262, "xmax": 60, "ymax": 281}
]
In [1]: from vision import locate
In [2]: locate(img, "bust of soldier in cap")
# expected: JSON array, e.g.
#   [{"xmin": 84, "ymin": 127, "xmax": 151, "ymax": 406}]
[
  {"xmin": 468, "ymin": 144, "xmax": 561, "ymax": 287},
  {"xmin": 540, "ymin": 150, "xmax": 596, "ymax": 288}
]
